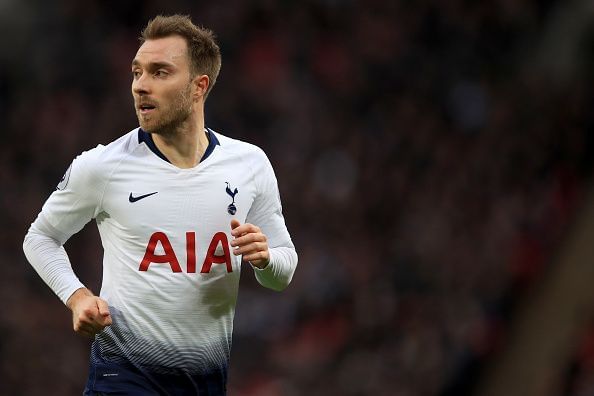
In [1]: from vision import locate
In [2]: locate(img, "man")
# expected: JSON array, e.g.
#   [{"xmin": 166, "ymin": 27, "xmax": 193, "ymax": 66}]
[{"xmin": 23, "ymin": 14, "xmax": 297, "ymax": 395}]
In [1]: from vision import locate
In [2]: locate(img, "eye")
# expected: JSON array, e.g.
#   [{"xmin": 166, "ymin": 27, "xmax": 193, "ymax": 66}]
[
  {"xmin": 132, "ymin": 70, "xmax": 142, "ymax": 79},
  {"xmin": 155, "ymin": 70, "xmax": 168, "ymax": 78}
]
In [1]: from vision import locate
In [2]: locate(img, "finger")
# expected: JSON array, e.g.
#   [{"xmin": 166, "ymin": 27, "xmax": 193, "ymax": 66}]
[
  {"xmin": 231, "ymin": 223, "xmax": 260, "ymax": 237},
  {"xmin": 230, "ymin": 219, "xmax": 241, "ymax": 232},
  {"xmin": 82, "ymin": 305, "xmax": 99, "ymax": 321},
  {"xmin": 94, "ymin": 299, "xmax": 112, "ymax": 326},
  {"xmin": 96, "ymin": 314, "xmax": 112, "ymax": 327},
  {"xmin": 230, "ymin": 233, "xmax": 266, "ymax": 247},
  {"xmin": 232, "ymin": 242, "xmax": 268, "ymax": 256},
  {"xmin": 90, "ymin": 321, "xmax": 109, "ymax": 334},
  {"xmin": 80, "ymin": 324, "xmax": 103, "ymax": 338},
  {"xmin": 76, "ymin": 315, "xmax": 100, "ymax": 329},
  {"xmin": 75, "ymin": 321, "xmax": 97, "ymax": 334},
  {"xmin": 77, "ymin": 329, "xmax": 96, "ymax": 339},
  {"xmin": 76, "ymin": 313, "xmax": 109, "ymax": 332},
  {"xmin": 242, "ymin": 251, "xmax": 269, "ymax": 263}
]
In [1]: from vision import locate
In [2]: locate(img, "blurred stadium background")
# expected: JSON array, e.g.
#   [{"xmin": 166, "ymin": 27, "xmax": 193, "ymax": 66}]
[{"xmin": 3, "ymin": 0, "xmax": 594, "ymax": 395}]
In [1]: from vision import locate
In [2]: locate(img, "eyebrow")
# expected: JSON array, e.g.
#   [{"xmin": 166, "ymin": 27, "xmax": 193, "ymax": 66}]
[{"xmin": 131, "ymin": 59, "xmax": 176, "ymax": 70}]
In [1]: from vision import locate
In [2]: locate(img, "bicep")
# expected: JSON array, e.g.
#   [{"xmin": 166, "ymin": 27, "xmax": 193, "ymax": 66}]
[{"xmin": 41, "ymin": 154, "xmax": 103, "ymax": 241}]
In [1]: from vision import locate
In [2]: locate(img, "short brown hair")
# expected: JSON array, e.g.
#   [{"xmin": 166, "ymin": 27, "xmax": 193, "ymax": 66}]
[{"xmin": 140, "ymin": 14, "xmax": 222, "ymax": 98}]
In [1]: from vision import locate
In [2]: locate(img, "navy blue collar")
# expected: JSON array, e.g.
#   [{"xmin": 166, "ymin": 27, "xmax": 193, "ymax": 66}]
[{"xmin": 138, "ymin": 128, "xmax": 220, "ymax": 164}]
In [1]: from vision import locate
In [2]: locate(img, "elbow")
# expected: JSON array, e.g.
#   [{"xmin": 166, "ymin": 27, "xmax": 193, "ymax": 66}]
[
  {"xmin": 258, "ymin": 267, "xmax": 293, "ymax": 292},
  {"xmin": 23, "ymin": 226, "xmax": 42, "ymax": 252},
  {"xmin": 268, "ymin": 284, "xmax": 287, "ymax": 292},
  {"xmin": 269, "ymin": 276, "xmax": 293, "ymax": 292},
  {"xmin": 23, "ymin": 230, "xmax": 33, "ymax": 255},
  {"xmin": 22, "ymin": 230, "xmax": 39, "ymax": 269},
  {"xmin": 23, "ymin": 223, "xmax": 62, "ymax": 261},
  {"xmin": 271, "ymin": 249, "xmax": 298, "ymax": 291},
  {"xmin": 256, "ymin": 248, "xmax": 297, "ymax": 292}
]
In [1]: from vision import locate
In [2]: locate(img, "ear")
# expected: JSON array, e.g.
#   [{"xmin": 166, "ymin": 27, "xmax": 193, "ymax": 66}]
[{"xmin": 192, "ymin": 75, "xmax": 210, "ymax": 101}]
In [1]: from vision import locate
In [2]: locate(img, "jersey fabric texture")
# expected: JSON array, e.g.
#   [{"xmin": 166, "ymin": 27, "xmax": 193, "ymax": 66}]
[{"xmin": 23, "ymin": 128, "xmax": 297, "ymax": 395}]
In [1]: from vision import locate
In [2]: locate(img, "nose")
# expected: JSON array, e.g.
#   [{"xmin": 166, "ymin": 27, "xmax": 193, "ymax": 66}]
[{"xmin": 132, "ymin": 73, "xmax": 150, "ymax": 95}]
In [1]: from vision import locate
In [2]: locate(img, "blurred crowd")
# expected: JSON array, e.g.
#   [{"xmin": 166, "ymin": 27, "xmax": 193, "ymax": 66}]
[{"xmin": 2, "ymin": 0, "xmax": 594, "ymax": 395}]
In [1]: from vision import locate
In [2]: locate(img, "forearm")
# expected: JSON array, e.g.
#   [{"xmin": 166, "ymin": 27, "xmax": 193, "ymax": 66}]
[
  {"xmin": 23, "ymin": 217, "xmax": 85, "ymax": 305},
  {"xmin": 253, "ymin": 246, "xmax": 297, "ymax": 291}
]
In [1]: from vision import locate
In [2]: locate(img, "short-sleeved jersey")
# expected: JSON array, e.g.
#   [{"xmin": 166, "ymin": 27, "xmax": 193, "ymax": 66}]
[{"xmin": 35, "ymin": 128, "xmax": 296, "ymax": 393}]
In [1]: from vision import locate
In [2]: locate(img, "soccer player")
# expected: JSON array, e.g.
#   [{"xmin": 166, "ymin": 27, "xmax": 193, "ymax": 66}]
[{"xmin": 22, "ymin": 15, "xmax": 297, "ymax": 395}]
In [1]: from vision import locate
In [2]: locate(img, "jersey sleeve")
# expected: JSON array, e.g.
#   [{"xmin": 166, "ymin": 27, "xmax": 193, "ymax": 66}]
[
  {"xmin": 23, "ymin": 217, "xmax": 85, "ymax": 304},
  {"xmin": 23, "ymin": 146, "xmax": 106, "ymax": 304},
  {"xmin": 41, "ymin": 147, "xmax": 106, "ymax": 241},
  {"xmin": 245, "ymin": 150, "xmax": 297, "ymax": 291}
]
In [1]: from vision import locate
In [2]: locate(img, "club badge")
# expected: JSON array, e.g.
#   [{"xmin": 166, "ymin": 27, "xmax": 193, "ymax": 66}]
[{"xmin": 225, "ymin": 182, "xmax": 239, "ymax": 215}]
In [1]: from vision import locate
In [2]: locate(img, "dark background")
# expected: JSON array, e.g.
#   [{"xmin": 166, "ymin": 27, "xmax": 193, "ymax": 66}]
[{"xmin": 3, "ymin": 0, "xmax": 594, "ymax": 395}]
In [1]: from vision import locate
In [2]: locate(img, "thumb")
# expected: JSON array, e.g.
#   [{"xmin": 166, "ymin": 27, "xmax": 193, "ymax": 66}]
[
  {"xmin": 96, "ymin": 298, "xmax": 111, "ymax": 317},
  {"xmin": 230, "ymin": 219, "xmax": 241, "ymax": 230},
  {"xmin": 96, "ymin": 299, "xmax": 112, "ymax": 326}
]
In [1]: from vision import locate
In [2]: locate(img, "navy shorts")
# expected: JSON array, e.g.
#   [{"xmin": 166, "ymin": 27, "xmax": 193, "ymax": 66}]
[{"xmin": 83, "ymin": 359, "xmax": 227, "ymax": 395}]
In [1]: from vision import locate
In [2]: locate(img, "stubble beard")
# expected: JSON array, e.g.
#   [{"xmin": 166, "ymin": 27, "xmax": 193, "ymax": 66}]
[{"xmin": 137, "ymin": 83, "xmax": 194, "ymax": 137}]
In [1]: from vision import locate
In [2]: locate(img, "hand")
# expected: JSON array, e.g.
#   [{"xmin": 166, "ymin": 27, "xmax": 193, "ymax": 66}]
[
  {"xmin": 230, "ymin": 219, "xmax": 270, "ymax": 269},
  {"xmin": 66, "ymin": 288, "xmax": 112, "ymax": 338}
]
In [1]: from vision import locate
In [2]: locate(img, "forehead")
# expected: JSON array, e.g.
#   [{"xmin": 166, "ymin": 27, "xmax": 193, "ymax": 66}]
[{"xmin": 133, "ymin": 36, "xmax": 189, "ymax": 67}]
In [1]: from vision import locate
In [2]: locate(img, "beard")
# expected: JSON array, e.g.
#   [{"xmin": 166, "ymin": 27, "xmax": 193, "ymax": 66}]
[{"xmin": 136, "ymin": 83, "xmax": 193, "ymax": 136}]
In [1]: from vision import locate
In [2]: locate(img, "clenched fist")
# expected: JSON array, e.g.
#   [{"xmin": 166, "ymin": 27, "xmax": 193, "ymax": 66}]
[{"xmin": 66, "ymin": 288, "xmax": 112, "ymax": 338}]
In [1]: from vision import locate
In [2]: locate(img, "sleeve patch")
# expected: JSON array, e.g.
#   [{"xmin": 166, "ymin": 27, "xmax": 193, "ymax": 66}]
[{"xmin": 56, "ymin": 163, "xmax": 72, "ymax": 190}]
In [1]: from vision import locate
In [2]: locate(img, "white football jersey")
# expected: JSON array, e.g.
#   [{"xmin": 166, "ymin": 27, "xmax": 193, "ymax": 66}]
[{"xmin": 24, "ymin": 127, "xmax": 297, "ymax": 389}]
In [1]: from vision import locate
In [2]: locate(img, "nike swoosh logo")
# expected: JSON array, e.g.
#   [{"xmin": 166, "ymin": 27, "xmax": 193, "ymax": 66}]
[{"xmin": 129, "ymin": 192, "xmax": 158, "ymax": 202}]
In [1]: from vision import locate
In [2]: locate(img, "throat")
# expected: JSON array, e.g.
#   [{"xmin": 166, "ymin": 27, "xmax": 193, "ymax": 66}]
[{"xmin": 150, "ymin": 129, "xmax": 209, "ymax": 169}]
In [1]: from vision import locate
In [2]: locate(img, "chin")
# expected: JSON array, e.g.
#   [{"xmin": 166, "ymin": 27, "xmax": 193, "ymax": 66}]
[
  {"xmin": 142, "ymin": 124, "xmax": 167, "ymax": 135},
  {"xmin": 138, "ymin": 119, "xmax": 155, "ymax": 132}
]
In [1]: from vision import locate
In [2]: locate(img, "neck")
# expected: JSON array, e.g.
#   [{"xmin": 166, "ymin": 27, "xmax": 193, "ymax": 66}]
[{"xmin": 151, "ymin": 112, "xmax": 208, "ymax": 169}]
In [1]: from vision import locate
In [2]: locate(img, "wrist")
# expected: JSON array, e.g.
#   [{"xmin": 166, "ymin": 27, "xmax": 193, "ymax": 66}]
[
  {"xmin": 251, "ymin": 259, "xmax": 270, "ymax": 270},
  {"xmin": 66, "ymin": 287, "xmax": 93, "ymax": 310}
]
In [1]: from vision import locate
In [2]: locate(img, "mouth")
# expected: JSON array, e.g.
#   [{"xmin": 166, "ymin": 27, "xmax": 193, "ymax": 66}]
[{"xmin": 137, "ymin": 103, "xmax": 157, "ymax": 115}]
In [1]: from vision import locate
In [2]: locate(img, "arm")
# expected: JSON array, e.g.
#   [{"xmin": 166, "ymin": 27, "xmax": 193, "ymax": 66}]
[
  {"xmin": 23, "ymin": 215, "xmax": 85, "ymax": 304},
  {"xmin": 23, "ymin": 215, "xmax": 112, "ymax": 337},
  {"xmin": 22, "ymin": 148, "xmax": 112, "ymax": 336},
  {"xmin": 231, "ymin": 150, "xmax": 298, "ymax": 291},
  {"xmin": 230, "ymin": 219, "xmax": 297, "ymax": 291}
]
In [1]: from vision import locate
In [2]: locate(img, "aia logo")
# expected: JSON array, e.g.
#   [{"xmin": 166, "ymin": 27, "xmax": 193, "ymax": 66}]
[{"xmin": 139, "ymin": 232, "xmax": 232, "ymax": 273}]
